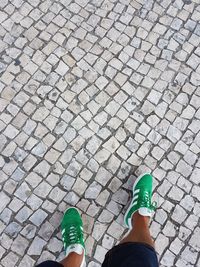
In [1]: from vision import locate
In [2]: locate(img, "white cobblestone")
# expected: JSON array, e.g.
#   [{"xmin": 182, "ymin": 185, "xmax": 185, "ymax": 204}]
[{"xmin": 0, "ymin": 1, "xmax": 200, "ymax": 266}]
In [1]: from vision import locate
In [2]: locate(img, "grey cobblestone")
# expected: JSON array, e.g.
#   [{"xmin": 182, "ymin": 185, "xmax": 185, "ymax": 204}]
[{"xmin": 0, "ymin": 0, "xmax": 200, "ymax": 266}]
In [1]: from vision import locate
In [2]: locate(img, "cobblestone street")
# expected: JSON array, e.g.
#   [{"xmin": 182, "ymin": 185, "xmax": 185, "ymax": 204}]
[{"xmin": 0, "ymin": 0, "xmax": 200, "ymax": 266}]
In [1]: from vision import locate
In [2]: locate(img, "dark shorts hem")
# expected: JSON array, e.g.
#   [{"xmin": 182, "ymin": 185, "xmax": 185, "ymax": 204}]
[
  {"xmin": 102, "ymin": 242, "xmax": 159, "ymax": 267},
  {"xmin": 36, "ymin": 260, "xmax": 63, "ymax": 267}
]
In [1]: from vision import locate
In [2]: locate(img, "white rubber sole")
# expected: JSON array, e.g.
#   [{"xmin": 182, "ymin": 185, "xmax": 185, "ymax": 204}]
[{"xmin": 124, "ymin": 172, "xmax": 152, "ymax": 229}]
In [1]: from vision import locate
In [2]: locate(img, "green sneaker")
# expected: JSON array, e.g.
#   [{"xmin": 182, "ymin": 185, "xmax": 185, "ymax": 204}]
[
  {"xmin": 61, "ymin": 207, "xmax": 85, "ymax": 266},
  {"xmin": 124, "ymin": 173, "xmax": 157, "ymax": 229}
]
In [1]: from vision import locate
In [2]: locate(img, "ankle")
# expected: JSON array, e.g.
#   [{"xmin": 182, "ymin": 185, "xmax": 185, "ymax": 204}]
[
  {"xmin": 131, "ymin": 211, "xmax": 150, "ymax": 226},
  {"xmin": 60, "ymin": 251, "xmax": 84, "ymax": 267}
]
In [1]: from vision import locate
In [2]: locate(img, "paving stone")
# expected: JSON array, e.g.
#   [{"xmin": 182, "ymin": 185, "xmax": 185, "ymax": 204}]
[
  {"xmin": 102, "ymin": 234, "xmax": 114, "ymax": 250},
  {"xmin": 185, "ymin": 214, "xmax": 199, "ymax": 230},
  {"xmin": 107, "ymin": 221, "xmax": 124, "ymax": 239},
  {"xmin": 168, "ymin": 186, "xmax": 184, "ymax": 201},
  {"xmin": 45, "ymin": 148, "xmax": 61, "ymax": 164},
  {"xmin": 179, "ymin": 225, "xmax": 192, "ymax": 242},
  {"xmin": 34, "ymin": 181, "xmax": 52, "ymax": 198},
  {"xmin": 55, "ymin": 61, "xmax": 69, "ymax": 76},
  {"xmin": 155, "ymin": 209, "xmax": 168, "ymax": 225},
  {"xmin": 5, "ymin": 222, "xmax": 22, "ymax": 238},
  {"xmin": 189, "ymin": 227, "xmax": 200, "ymax": 250},
  {"xmin": 21, "ymin": 224, "xmax": 37, "ymax": 240},
  {"xmin": 160, "ymin": 249, "xmax": 176, "ymax": 267},
  {"xmin": 25, "ymin": 172, "xmax": 42, "ymax": 188},
  {"xmin": 162, "ymin": 221, "xmax": 177, "ymax": 237},
  {"xmin": 93, "ymin": 244, "xmax": 108, "ymax": 264},
  {"xmin": 0, "ymin": 232, "xmax": 12, "ymax": 251},
  {"xmin": 66, "ymin": 160, "xmax": 82, "ymax": 177},
  {"xmin": 29, "ymin": 209, "xmax": 48, "ymax": 226},
  {"xmin": 94, "ymin": 148, "xmax": 111, "ymax": 164},
  {"xmin": 1, "ymin": 251, "xmax": 19, "ymax": 267},
  {"xmin": 92, "ymin": 221, "xmax": 108, "ymax": 241},
  {"xmin": 18, "ymin": 255, "xmax": 36, "ymax": 267},
  {"xmin": 95, "ymin": 167, "xmax": 112, "ymax": 186},
  {"xmin": 191, "ymin": 185, "xmax": 200, "ymax": 201},
  {"xmin": 181, "ymin": 246, "xmax": 198, "ymax": 265},
  {"xmin": 106, "ymin": 155, "xmax": 121, "ymax": 174},
  {"xmin": 28, "ymin": 236, "xmax": 47, "ymax": 256},
  {"xmin": 86, "ymin": 202, "xmax": 100, "ymax": 217},
  {"xmin": 11, "ymin": 234, "xmax": 29, "ymax": 256},
  {"xmin": 176, "ymin": 159, "xmax": 193, "ymax": 177},
  {"xmin": 189, "ymin": 167, "xmax": 200, "ymax": 184},
  {"xmin": 98, "ymin": 209, "xmax": 114, "ymax": 223},
  {"xmin": 169, "ymin": 237, "xmax": 184, "ymax": 255},
  {"xmin": 47, "ymin": 237, "xmax": 63, "ymax": 254},
  {"xmin": 3, "ymin": 125, "xmax": 19, "ymax": 139},
  {"xmin": 0, "ymin": 1, "xmax": 200, "ymax": 266},
  {"xmin": 49, "ymin": 187, "xmax": 66, "ymax": 203},
  {"xmin": 88, "ymin": 262, "xmax": 101, "ymax": 267},
  {"xmin": 155, "ymin": 233, "xmax": 169, "ymax": 255},
  {"xmin": 14, "ymin": 182, "xmax": 31, "ymax": 201},
  {"xmin": 15, "ymin": 206, "xmax": 33, "ymax": 223},
  {"xmin": 112, "ymin": 189, "xmax": 129, "ymax": 205},
  {"xmin": 0, "ymin": 192, "xmax": 10, "ymax": 212},
  {"xmin": 72, "ymin": 178, "xmax": 88, "ymax": 196},
  {"xmin": 85, "ymin": 236, "xmax": 95, "ymax": 257},
  {"xmin": 8, "ymin": 197, "xmax": 22, "ymax": 215},
  {"xmin": 96, "ymin": 190, "xmax": 110, "ymax": 206},
  {"xmin": 0, "ymin": 208, "xmax": 12, "ymax": 225},
  {"xmin": 177, "ymin": 176, "xmax": 192, "ymax": 194},
  {"xmin": 86, "ymin": 136, "xmax": 102, "ymax": 155},
  {"xmin": 60, "ymin": 175, "xmax": 75, "ymax": 190},
  {"xmin": 32, "ymin": 107, "xmax": 49, "ymax": 121},
  {"xmin": 172, "ymin": 205, "xmax": 187, "ymax": 224},
  {"xmin": 34, "ymin": 160, "xmax": 50, "ymax": 177},
  {"xmin": 85, "ymin": 181, "xmax": 102, "ymax": 199},
  {"xmin": 166, "ymin": 125, "xmax": 182, "ymax": 143}
]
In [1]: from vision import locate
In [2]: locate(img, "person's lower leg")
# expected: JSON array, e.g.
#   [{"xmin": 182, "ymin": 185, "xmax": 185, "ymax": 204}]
[
  {"xmin": 59, "ymin": 251, "xmax": 84, "ymax": 267},
  {"xmin": 120, "ymin": 211, "xmax": 154, "ymax": 248}
]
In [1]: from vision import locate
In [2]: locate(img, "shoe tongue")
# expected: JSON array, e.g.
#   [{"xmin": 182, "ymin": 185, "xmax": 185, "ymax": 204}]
[
  {"xmin": 138, "ymin": 207, "xmax": 152, "ymax": 217},
  {"xmin": 66, "ymin": 244, "xmax": 84, "ymax": 257}
]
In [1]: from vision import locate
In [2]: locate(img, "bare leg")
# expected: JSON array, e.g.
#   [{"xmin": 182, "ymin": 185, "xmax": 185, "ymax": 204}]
[
  {"xmin": 120, "ymin": 212, "xmax": 154, "ymax": 248},
  {"xmin": 59, "ymin": 251, "xmax": 84, "ymax": 267}
]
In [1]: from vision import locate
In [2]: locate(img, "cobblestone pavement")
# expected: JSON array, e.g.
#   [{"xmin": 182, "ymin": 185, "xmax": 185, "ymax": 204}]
[{"xmin": 0, "ymin": 0, "xmax": 200, "ymax": 266}]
